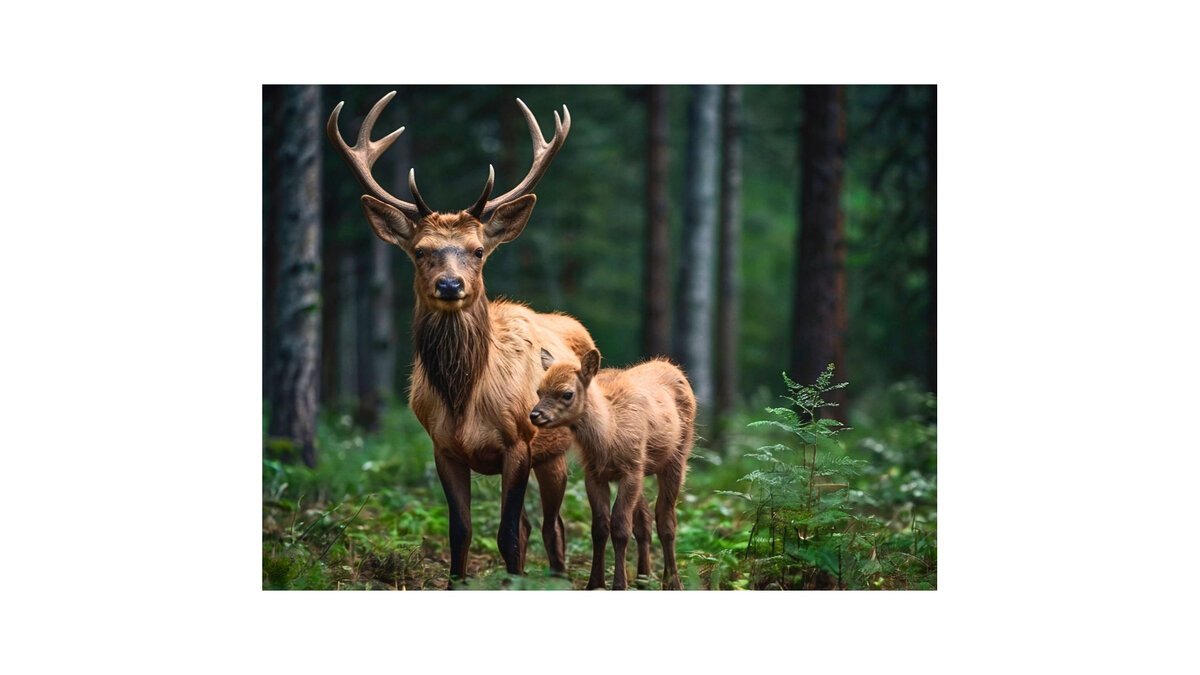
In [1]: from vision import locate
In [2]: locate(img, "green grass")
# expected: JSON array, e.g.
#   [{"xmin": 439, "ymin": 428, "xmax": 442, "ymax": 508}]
[{"xmin": 262, "ymin": 375, "xmax": 936, "ymax": 590}]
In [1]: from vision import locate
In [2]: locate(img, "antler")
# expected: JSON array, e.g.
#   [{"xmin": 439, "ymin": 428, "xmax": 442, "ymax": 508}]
[
  {"xmin": 471, "ymin": 99, "xmax": 571, "ymax": 221},
  {"xmin": 327, "ymin": 91, "xmax": 430, "ymax": 221}
]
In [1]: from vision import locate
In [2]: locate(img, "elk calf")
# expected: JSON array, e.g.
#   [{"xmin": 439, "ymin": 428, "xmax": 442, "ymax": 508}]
[{"xmin": 531, "ymin": 349, "xmax": 695, "ymax": 590}]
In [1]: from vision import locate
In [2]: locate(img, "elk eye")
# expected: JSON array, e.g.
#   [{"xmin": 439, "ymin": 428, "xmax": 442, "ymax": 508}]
[
  {"xmin": 414, "ymin": 248, "xmax": 425, "ymax": 260},
  {"xmin": 475, "ymin": 248, "xmax": 484, "ymax": 259},
  {"xmin": 562, "ymin": 391, "xmax": 574, "ymax": 401}
]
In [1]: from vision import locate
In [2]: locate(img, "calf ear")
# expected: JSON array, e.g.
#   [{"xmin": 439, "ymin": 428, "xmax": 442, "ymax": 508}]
[
  {"xmin": 580, "ymin": 349, "xmax": 601, "ymax": 385},
  {"xmin": 540, "ymin": 348, "xmax": 555, "ymax": 370},
  {"xmin": 361, "ymin": 195, "xmax": 417, "ymax": 249},
  {"xmin": 483, "ymin": 194, "xmax": 536, "ymax": 251}
]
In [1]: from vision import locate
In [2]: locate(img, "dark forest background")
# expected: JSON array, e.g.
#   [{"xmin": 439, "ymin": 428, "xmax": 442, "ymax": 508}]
[
  {"xmin": 262, "ymin": 84, "xmax": 936, "ymax": 590},
  {"xmin": 264, "ymin": 85, "xmax": 933, "ymax": 437}
]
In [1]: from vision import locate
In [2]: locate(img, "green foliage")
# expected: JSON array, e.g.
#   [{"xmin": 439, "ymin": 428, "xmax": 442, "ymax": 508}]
[
  {"xmin": 737, "ymin": 365, "xmax": 859, "ymax": 588},
  {"xmin": 262, "ymin": 366, "xmax": 935, "ymax": 590},
  {"xmin": 701, "ymin": 366, "xmax": 936, "ymax": 589}
]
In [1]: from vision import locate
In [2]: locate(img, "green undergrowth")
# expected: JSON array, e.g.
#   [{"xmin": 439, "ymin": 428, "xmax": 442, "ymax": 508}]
[{"xmin": 263, "ymin": 372, "xmax": 936, "ymax": 590}]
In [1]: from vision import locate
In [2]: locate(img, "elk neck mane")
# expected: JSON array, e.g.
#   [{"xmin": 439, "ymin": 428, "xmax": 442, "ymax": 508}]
[{"xmin": 413, "ymin": 295, "xmax": 492, "ymax": 418}]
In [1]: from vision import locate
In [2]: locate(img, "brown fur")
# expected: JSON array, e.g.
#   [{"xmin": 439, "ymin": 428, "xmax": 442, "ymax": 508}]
[
  {"xmin": 532, "ymin": 350, "xmax": 696, "ymax": 590},
  {"xmin": 361, "ymin": 199, "xmax": 595, "ymax": 582}
]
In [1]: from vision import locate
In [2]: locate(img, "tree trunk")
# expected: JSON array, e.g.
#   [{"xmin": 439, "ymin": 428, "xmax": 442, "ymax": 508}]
[
  {"xmin": 674, "ymin": 85, "xmax": 721, "ymax": 412},
  {"xmin": 337, "ymin": 250, "xmax": 359, "ymax": 402},
  {"xmin": 319, "ymin": 168, "xmax": 341, "ymax": 407},
  {"xmin": 643, "ymin": 85, "xmax": 671, "ymax": 358},
  {"xmin": 268, "ymin": 85, "xmax": 323, "ymax": 467},
  {"xmin": 491, "ymin": 85, "xmax": 522, "ymax": 290},
  {"xmin": 926, "ymin": 85, "xmax": 937, "ymax": 394},
  {"xmin": 355, "ymin": 107, "xmax": 407, "ymax": 430},
  {"xmin": 716, "ymin": 84, "xmax": 743, "ymax": 418},
  {"xmin": 263, "ymin": 86, "xmax": 281, "ymax": 404},
  {"xmin": 791, "ymin": 85, "xmax": 847, "ymax": 420}
]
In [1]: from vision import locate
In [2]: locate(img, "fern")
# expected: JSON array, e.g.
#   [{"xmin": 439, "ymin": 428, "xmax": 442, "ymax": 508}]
[{"xmin": 736, "ymin": 364, "xmax": 866, "ymax": 588}]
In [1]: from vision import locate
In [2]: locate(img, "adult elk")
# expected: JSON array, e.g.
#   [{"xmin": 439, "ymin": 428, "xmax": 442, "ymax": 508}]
[{"xmin": 328, "ymin": 91, "xmax": 594, "ymax": 584}]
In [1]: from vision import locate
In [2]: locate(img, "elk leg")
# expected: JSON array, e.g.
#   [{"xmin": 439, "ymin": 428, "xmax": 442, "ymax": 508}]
[
  {"xmin": 533, "ymin": 454, "xmax": 569, "ymax": 576},
  {"xmin": 499, "ymin": 445, "xmax": 532, "ymax": 575},
  {"xmin": 610, "ymin": 472, "xmax": 643, "ymax": 591},
  {"xmin": 434, "ymin": 451, "xmax": 472, "ymax": 586},
  {"xmin": 584, "ymin": 474, "xmax": 611, "ymax": 590},
  {"xmin": 655, "ymin": 458, "xmax": 685, "ymax": 590},
  {"xmin": 632, "ymin": 492, "xmax": 653, "ymax": 588},
  {"xmin": 519, "ymin": 506, "xmax": 531, "ymax": 572}
]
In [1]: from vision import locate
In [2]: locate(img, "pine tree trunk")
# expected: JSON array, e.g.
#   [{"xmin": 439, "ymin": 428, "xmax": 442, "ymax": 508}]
[
  {"xmin": 263, "ymin": 86, "xmax": 281, "ymax": 404},
  {"xmin": 337, "ymin": 250, "xmax": 359, "ymax": 401},
  {"xmin": 355, "ymin": 120, "xmax": 405, "ymax": 429},
  {"xmin": 269, "ymin": 85, "xmax": 323, "ymax": 467},
  {"xmin": 716, "ymin": 84, "xmax": 743, "ymax": 418},
  {"xmin": 674, "ymin": 85, "xmax": 721, "ymax": 412},
  {"xmin": 319, "ymin": 168, "xmax": 341, "ymax": 406},
  {"xmin": 926, "ymin": 85, "xmax": 937, "ymax": 394},
  {"xmin": 643, "ymin": 85, "xmax": 671, "ymax": 358},
  {"xmin": 791, "ymin": 85, "xmax": 847, "ymax": 420}
]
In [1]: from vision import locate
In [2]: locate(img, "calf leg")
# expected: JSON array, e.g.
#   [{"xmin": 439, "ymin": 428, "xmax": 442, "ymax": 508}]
[
  {"xmin": 584, "ymin": 475, "xmax": 611, "ymax": 590},
  {"xmin": 533, "ymin": 454, "xmax": 569, "ymax": 576},
  {"xmin": 610, "ymin": 472, "xmax": 643, "ymax": 591},
  {"xmin": 632, "ymin": 492, "xmax": 653, "ymax": 588},
  {"xmin": 655, "ymin": 458, "xmax": 686, "ymax": 590}
]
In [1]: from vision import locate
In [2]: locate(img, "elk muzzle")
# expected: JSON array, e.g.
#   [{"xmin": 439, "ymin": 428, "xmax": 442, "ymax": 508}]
[
  {"xmin": 529, "ymin": 408, "xmax": 549, "ymax": 426},
  {"xmin": 435, "ymin": 276, "xmax": 466, "ymax": 300}
]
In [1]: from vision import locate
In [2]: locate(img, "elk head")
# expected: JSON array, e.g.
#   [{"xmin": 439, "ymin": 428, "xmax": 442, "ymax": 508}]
[
  {"xmin": 530, "ymin": 348, "xmax": 601, "ymax": 428},
  {"xmin": 327, "ymin": 91, "xmax": 570, "ymax": 313}
]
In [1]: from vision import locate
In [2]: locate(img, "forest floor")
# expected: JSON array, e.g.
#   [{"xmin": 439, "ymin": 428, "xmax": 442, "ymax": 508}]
[{"xmin": 263, "ymin": 380, "xmax": 937, "ymax": 591}]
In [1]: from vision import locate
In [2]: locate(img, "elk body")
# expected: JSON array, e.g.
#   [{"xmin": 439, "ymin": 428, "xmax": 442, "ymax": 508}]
[
  {"xmin": 328, "ymin": 92, "xmax": 595, "ymax": 583},
  {"xmin": 531, "ymin": 349, "xmax": 696, "ymax": 590}
]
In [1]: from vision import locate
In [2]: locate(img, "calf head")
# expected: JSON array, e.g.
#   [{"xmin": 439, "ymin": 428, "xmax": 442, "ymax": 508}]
[{"xmin": 530, "ymin": 348, "xmax": 601, "ymax": 428}]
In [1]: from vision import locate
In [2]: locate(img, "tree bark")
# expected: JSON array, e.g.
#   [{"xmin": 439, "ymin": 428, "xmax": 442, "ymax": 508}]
[
  {"xmin": 926, "ymin": 85, "xmax": 937, "ymax": 394},
  {"xmin": 269, "ymin": 85, "xmax": 323, "ymax": 467},
  {"xmin": 337, "ymin": 249, "xmax": 359, "ymax": 403},
  {"xmin": 262, "ymin": 86, "xmax": 281, "ymax": 404},
  {"xmin": 643, "ymin": 85, "xmax": 671, "ymax": 358},
  {"xmin": 674, "ymin": 85, "xmax": 721, "ymax": 412},
  {"xmin": 791, "ymin": 85, "xmax": 847, "ymax": 420},
  {"xmin": 716, "ymin": 84, "xmax": 743, "ymax": 418},
  {"xmin": 355, "ymin": 105, "xmax": 407, "ymax": 430}
]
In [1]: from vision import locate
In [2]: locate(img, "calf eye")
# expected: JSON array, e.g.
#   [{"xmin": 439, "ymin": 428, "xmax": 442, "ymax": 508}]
[
  {"xmin": 414, "ymin": 248, "xmax": 425, "ymax": 260},
  {"xmin": 475, "ymin": 248, "xmax": 484, "ymax": 259},
  {"xmin": 562, "ymin": 391, "xmax": 574, "ymax": 401}
]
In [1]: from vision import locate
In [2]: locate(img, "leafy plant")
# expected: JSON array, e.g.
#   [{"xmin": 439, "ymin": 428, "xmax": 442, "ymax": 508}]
[{"xmin": 733, "ymin": 364, "xmax": 870, "ymax": 588}]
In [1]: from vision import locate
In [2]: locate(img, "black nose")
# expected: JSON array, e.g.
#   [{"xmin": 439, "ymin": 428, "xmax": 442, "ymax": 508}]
[
  {"xmin": 530, "ymin": 410, "xmax": 543, "ymax": 424},
  {"xmin": 435, "ymin": 277, "xmax": 464, "ymax": 298}
]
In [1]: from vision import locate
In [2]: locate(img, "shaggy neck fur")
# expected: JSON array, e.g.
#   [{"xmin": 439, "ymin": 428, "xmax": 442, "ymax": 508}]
[
  {"xmin": 572, "ymin": 384, "xmax": 617, "ymax": 468},
  {"xmin": 413, "ymin": 295, "xmax": 491, "ymax": 418}
]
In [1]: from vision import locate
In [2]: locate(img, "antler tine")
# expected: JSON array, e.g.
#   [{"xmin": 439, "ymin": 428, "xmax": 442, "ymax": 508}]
[
  {"xmin": 468, "ymin": 165, "xmax": 495, "ymax": 219},
  {"xmin": 408, "ymin": 169, "xmax": 433, "ymax": 217},
  {"xmin": 481, "ymin": 99, "xmax": 572, "ymax": 220},
  {"xmin": 326, "ymin": 91, "xmax": 424, "ymax": 221}
]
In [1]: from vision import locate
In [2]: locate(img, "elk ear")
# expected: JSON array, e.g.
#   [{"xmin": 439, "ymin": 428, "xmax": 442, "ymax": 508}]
[
  {"xmin": 361, "ymin": 195, "xmax": 417, "ymax": 248},
  {"xmin": 540, "ymin": 348, "xmax": 555, "ymax": 370},
  {"xmin": 483, "ymin": 194, "xmax": 537, "ymax": 250},
  {"xmin": 580, "ymin": 349, "xmax": 601, "ymax": 386}
]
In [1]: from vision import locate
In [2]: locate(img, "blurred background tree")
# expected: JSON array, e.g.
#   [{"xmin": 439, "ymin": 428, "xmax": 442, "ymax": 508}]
[
  {"xmin": 792, "ymin": 85, "xmax": 848, "ymax": 420},
  {"xmin": 262, "ymin": 84, "xmax": 936, "ymax": 460},
  {"xmin": 263, "ymin": 84, "xmax": 322, "ymax": 468}
]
